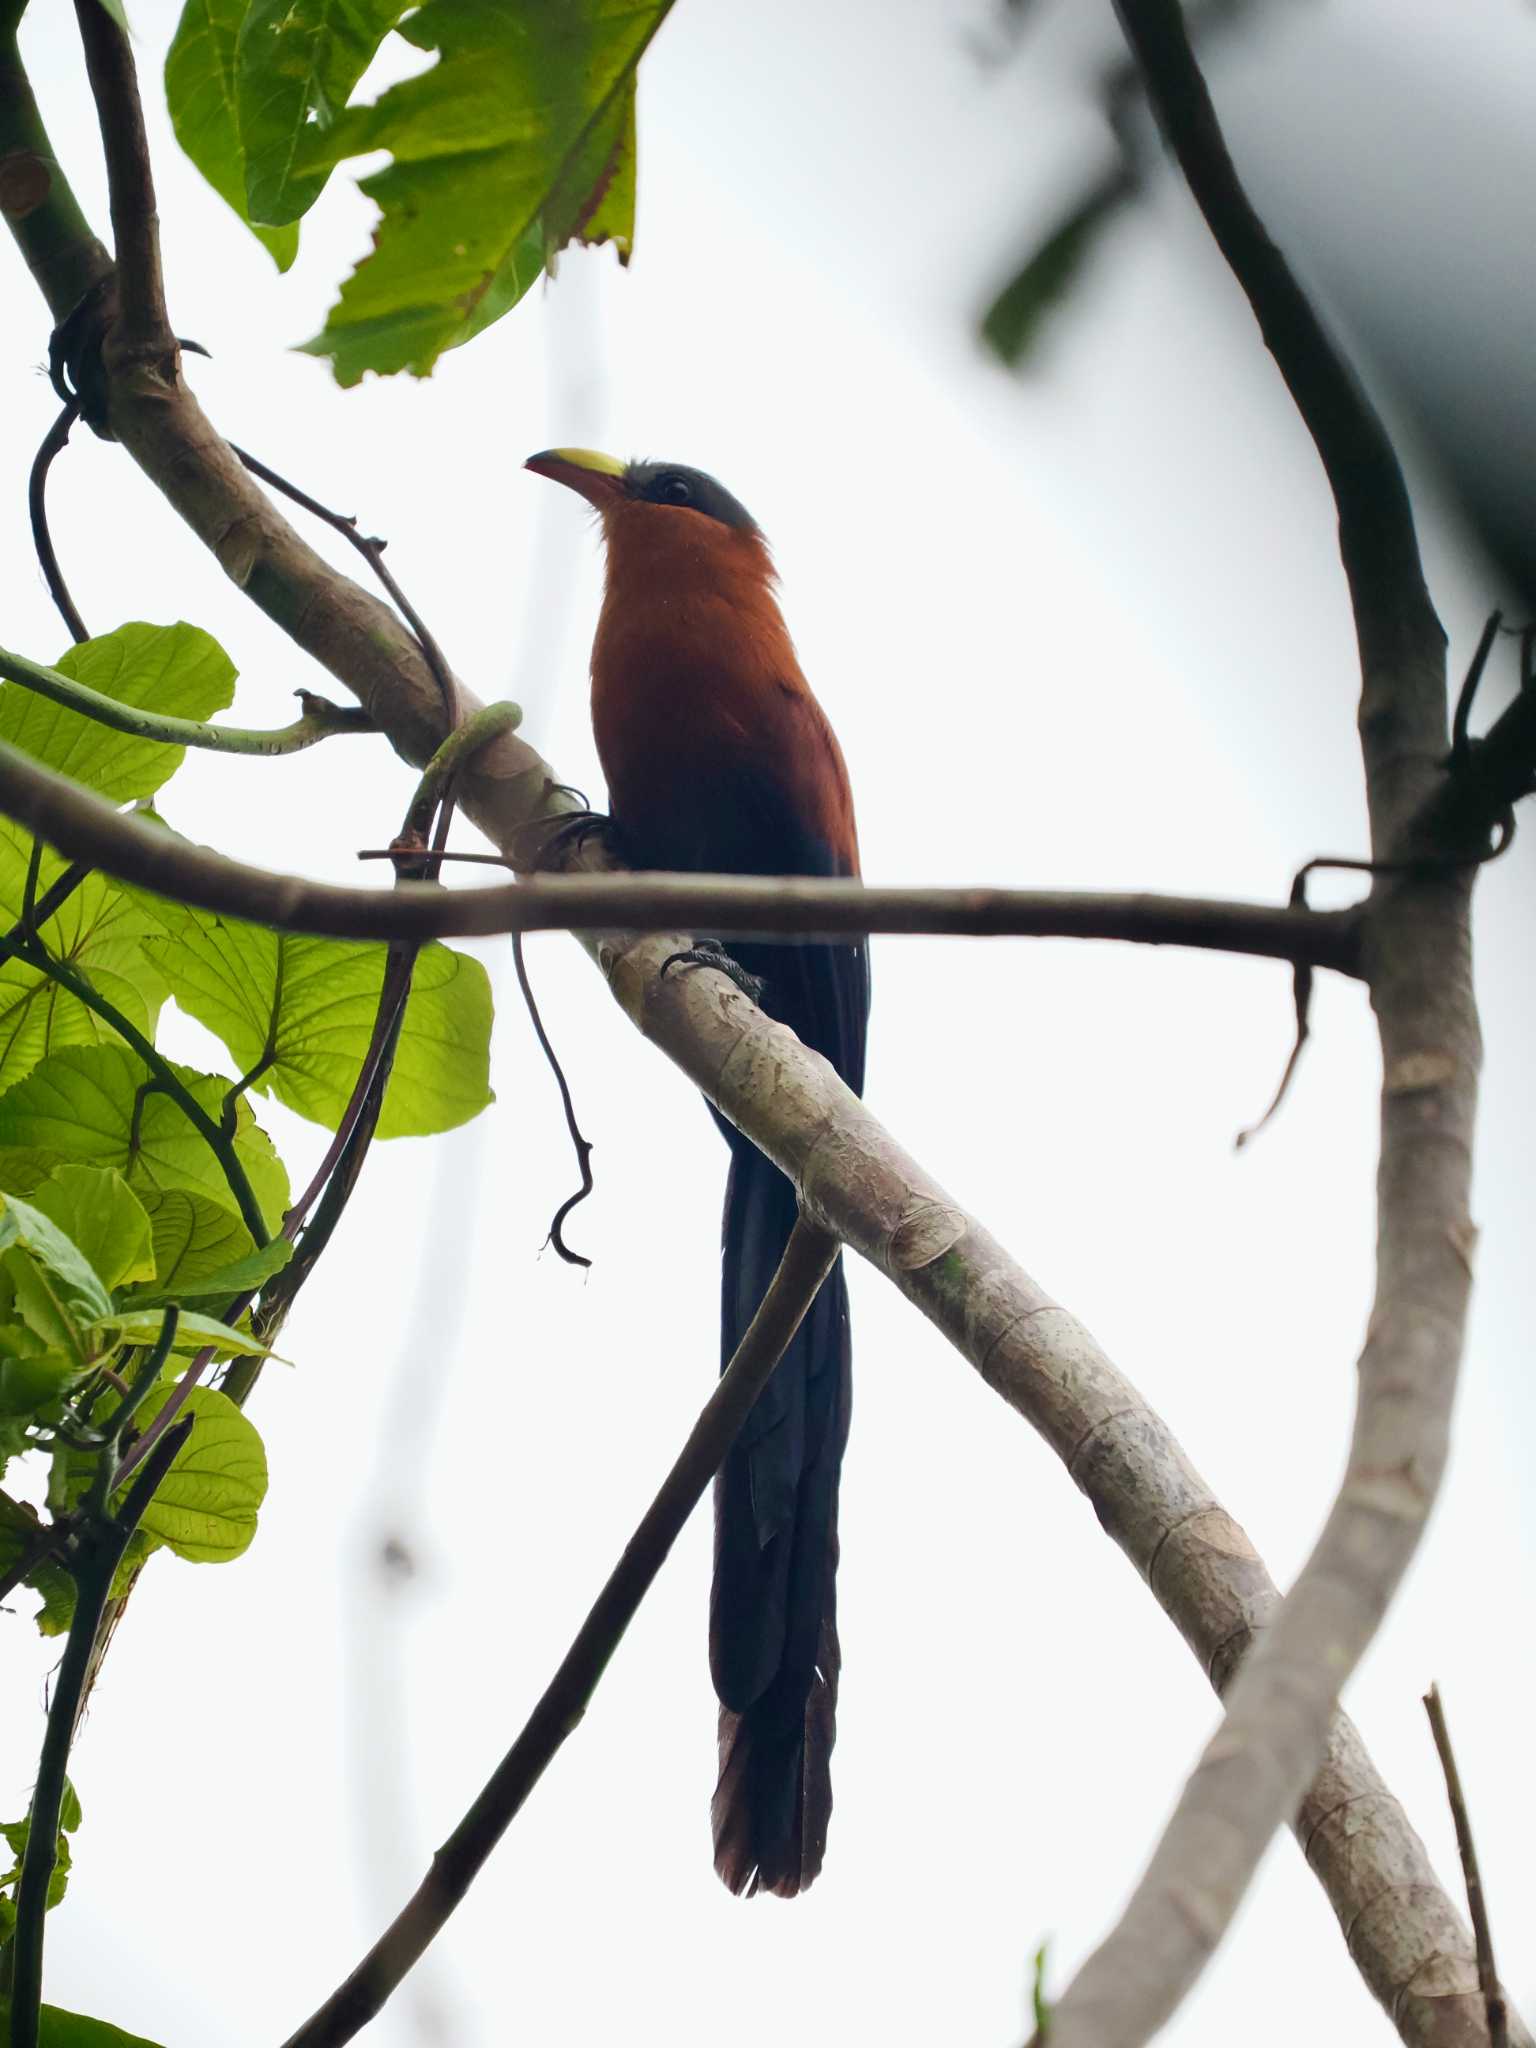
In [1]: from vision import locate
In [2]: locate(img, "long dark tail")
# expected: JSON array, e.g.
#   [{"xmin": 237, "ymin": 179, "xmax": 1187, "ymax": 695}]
[{"xmin": 709, "ymin": 1136, "xmax": 851, "ymax": 1897}]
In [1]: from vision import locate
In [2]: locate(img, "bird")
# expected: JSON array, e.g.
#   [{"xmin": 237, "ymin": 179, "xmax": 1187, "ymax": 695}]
[{"xmin": 525, "ymin": 448, "xmax": 869, "ymax": 1897}]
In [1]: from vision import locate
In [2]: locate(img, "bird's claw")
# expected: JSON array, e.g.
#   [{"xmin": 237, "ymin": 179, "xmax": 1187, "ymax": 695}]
[
  {"xmin": 524, "ymin": 807, "xmax": 620, "ymax": 870},
  {"xmin": 660, "ymin": 938, "xmax": 765, "ymax": 1002}
]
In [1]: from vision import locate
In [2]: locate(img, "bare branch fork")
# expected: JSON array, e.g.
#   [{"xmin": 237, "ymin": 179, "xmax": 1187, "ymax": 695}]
[
  {"xmin": 0, "ymin": 11, "xmax": 1527, "ymax": 2048},
  {"xmin": 1027, "ymin": 3, "xmax": 1492, "ymax": 2044}
]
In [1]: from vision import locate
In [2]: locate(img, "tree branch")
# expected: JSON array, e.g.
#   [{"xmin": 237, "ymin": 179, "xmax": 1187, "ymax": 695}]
[
  {"xmin": 1423, "ymin": 1685, "xmax": 1509, "ymax": 2048},
  {"xmin": 8, "ymin": 1413, "xmax": 194, "ymax": 2048},
  {"xmin": 0, "ymin": 737, "xmax": 1361, "ymax": 962},
  {"xmin": 0, "ymin": 33, "xmax": 1505, "ymax": 2041},
  {"xmin": 71, "ymin": 0, "xmax": 170, "ymax": 358},
  {"xmin": 0, "ymin": 644, "xmax": 376, "ymax": 755},
  {"xmin": 0, "ymin": 21, "xmax": 113, "ymax": 322},
  {"xmin": 1033, "ymin": 5, "xmax": 1480, "ymax": 2044},
  {"xmin": 281, "ymin": 1220, "xmax": 841, "ymax": 2048}
]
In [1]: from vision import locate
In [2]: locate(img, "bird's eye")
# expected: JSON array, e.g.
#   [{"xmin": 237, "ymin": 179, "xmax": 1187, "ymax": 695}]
[{"xmin": 661, "ymin": 475, "xmax": 693, "ymax": 504}]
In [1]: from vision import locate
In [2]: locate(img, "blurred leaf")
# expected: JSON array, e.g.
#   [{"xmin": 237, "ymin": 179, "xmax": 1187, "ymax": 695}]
[
  {"xmin": 0, "ymin": 623, "xmax": 235, "ymax": 803},
  {"xmin": 0, "ymin": 1045, "xmax": 290, "ymax": 1235},
  {"xmin": 166, "ymin": 0, "xmax": 301, "ymax": 270},
  {"xmin": 131, "ymin": 1385, "xmax": 266, "ymax": 1561},
  {"xmin": 87, "ymin": 0, "xmax": 130, "ymax": 27},
  {"xmin": 235, "ymin": 0, "xmax": 406, "ymax": 226},
  {"xmin": 294, "ymin": 0, "xmax": 671, "ymax": 383},
  {"xmin": 0, "ymin": 1490, "xmax": 74, "ymax": 1634},
  {"xmin": 27, "ymin": 1166, "xmax": 155, "ymax": 1293},
  {"xmin": 141, "ymin": 911, "xmax": 493, "ymax": 1137},
  {"xmin": 0, "ymin": 820, "xmax": 168, "ymax": 1096},
  {"xmin": 981, "ymin": 169, "xmax": 1135, "ymax": 368},
  {"xmin": 0, "ymin": 1776, "xmax": 80, "ymax": 1940},
  {"xmin": 1031, "ymin": 1940, "xmax": 1051, "ymax": 2038}
]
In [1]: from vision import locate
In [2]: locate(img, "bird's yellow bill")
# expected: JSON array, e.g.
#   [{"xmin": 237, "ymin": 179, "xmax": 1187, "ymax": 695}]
[{"xmin": 527, "ymin": 447, "xmax": 625, "ymax": 478}]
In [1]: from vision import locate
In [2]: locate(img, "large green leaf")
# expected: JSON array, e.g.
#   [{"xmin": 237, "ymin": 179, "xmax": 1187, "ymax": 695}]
[
  {"xmin": 27, "ymin": 1165, "xmax": 155, "ymax": 1293},
  {"xmin": 132, "ymin": 1385, "xmax": 267, "ymax": 1561},
  {"xmin": 130, "ymin": 1186, "xmax": 292, "ymax": 1304},
  {"xmin": 234, "ymin": 0, "xmax": 406, "ymax": 226},
  {"xmin": 294, "ymin": 0, "xmax": 672, "ymax": 383},
  {"xmin": 0, "ymin": 820, "xmax": 168, "ymax": 1096},
  {"xmin": 0, "ymin": 1045, "xmax": 289, "ymax": 1235},
  {"xmin": 0, "ymin": 623, "xmax": 235, "ymax": 802},
  {"xmin": 166, "ymin": 0, "xmax": 301, "ymax": 269},
  {"xmin": 142, "ymin": 911, "xmax": 493, "ymax": 1137}
]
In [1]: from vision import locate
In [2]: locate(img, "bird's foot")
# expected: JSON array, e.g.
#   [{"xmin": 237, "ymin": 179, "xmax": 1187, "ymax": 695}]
[
  {"xmin": 524, "ymin": 803, "xmax": 622, "ymax": 871},
  {"xmin": 661, "ymin": 937, "xmax": 765, "ymax": 1003}
]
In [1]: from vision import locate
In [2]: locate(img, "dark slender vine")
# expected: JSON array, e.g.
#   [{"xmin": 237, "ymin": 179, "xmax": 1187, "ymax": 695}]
[
  {"xmin": 512, "ymin": 930, "xmax": 594, "ymax": 1268},
  {"xmin": 27, "ymin": 397, "xmax": 89, "ymax": 645},
  {"xmin": 8, "ymin": 1410, "xmax": 194, "ymax": 2048}
]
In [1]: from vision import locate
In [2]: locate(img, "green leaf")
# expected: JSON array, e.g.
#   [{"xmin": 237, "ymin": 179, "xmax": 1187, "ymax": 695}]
[
  {"xmin": 0, "ymin": 2003, "xmax": 167, "ymax": 2048},
  {"xmin": 96, "ymin": 1306, "xmax": 280, "ymax": 1363},
  {"xmin": 0, "ymin": 623, "xmax": 236, "ymax": 802},
  {"xmin": 294, "ymin": 0, "xmax": 671, "ymax": 384},
  {"xmin": 131, "ymin": 1385, "xmax": 266, "ymax": 1561},
  {"xmin": 27, "ymin": 1166, "xmax": 155, "ymax": 1293},
  {"xmin": 0, "ymin": 1194, "xmax": 114, "ymax": 1325},
  {"xmin": 135, "ymin": 1186, "xmax": 255, "ymax": 1293},
  {"xmin": 0, "ymin": 1045, "xmax": 290, "ymax": 1235},
  {"xmin": 0, "ymin": 1338, "xmax": 88, "ymax": 1413},
  {"xmin": 0, "ymin": 1777, "xmax": 80, "ymax": 1926},
  {"xmin": 0, "ymin": 819, "xmax": 168, "ymax": 1096},
  {"xmin": 126, "ymin": 1187, "xmax": 293, "ymax": 1307},
  {"xmin": 981, "ymin": 169, "xmax": 1135, "ymax": 368},
  {"xmin": 166, "ymin": 0, "xmax": 301, "ymax": 269},
  {"xmin": 87, "ymin": 0, "xmax": 130, "ymax": 28},
  {"xmin": 235, "ymin": 0, "xmax": 405, "ymax": 225},
  {"xmin": 141, "ymin": 912, "xmax": 493, "ymax": 1137}
]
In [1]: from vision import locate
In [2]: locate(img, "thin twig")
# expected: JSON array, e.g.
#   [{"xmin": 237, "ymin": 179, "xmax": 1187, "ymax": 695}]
[
  {"xmin": 1450, "ymin": 614, "xmax": 1501, "ymax": 770},
  {"xmin": 8, "ymin": 1414, "xmax": 194, "ymax": 2048},
  {"xmin": 27, "ymin": 398, "xmax": 89, "ymax": 644},
  {"xmin": 281, "ymin": 1220, "xmax": 840, "ymax": 2048},
  {"xmin": 228, "ymin": 442, "xmax": 460, "ymax": 732},
  {"xmin": 0, "ymin": 642, "xmax": 375, "ymax": 754},
  {"xmin": 1423, "ymin": 1685, "xmax": 1508, "ymax": 2048},
  {"xmin": 512, "ymin": 931, "xmax": 594, "ymax": 1267}
]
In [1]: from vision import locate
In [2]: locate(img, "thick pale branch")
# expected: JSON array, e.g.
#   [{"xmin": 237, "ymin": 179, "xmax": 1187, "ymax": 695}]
[
  {"xmin": 1037, "ymin": 5, "xmax": 1479, "ymax": 2045},
  {"xmin": 0, "ymin": 34, "xmax": 1504, "ymax": 2044},
  {"xmin": 596, "ymin": 921, "xmax": 1513, "ymax": 2048}
]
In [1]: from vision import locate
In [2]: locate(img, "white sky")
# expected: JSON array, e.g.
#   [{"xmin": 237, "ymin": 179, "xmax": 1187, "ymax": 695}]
[{"xmin": 1, "ymin": 2, "xmax": 1532, "ymax": 2045}]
